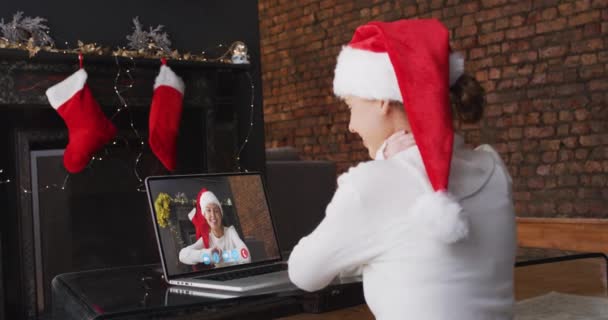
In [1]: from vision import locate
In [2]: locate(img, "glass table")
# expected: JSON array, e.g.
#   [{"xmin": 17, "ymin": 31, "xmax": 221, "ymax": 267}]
[
  {"xmin": 52, "ymin": 248, "xmax": 608, "ymax": 320},
  {"xmin": 51, "ymin": 263, "xmax": 364, "ymax": 320}
]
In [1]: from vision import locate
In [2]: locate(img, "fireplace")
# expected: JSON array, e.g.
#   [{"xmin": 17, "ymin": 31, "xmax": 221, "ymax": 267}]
[{"xmin": 0, "ymin": 49, "xmax": 265, "ymax": 319}]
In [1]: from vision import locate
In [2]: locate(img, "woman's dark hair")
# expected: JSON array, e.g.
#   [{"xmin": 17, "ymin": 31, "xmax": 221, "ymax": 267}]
[{"xmin": 449, "ymin": 74, "xmax": 485, "ymax": 124}]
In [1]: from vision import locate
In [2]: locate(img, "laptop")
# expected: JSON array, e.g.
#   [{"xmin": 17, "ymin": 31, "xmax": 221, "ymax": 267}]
[{"xmin": 145, "ymin": 172, "xmax": 294, "ymax": 292}]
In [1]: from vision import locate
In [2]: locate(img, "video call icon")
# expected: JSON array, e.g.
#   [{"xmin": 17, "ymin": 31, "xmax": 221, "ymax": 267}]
[
  {"xmin": 202, "ymin": 253, "xmax": 211, "ymax": 265},
  {"xmin": 231, "ymin": 249, "xmax": 239, "ymax": 261},
  {"xmin": 241, "ymin": 248, "xmax": 249, "ymax": 259}
]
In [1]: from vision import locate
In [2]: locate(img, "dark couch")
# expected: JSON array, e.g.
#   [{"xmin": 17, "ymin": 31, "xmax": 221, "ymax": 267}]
[{"xmin": 264, "ymin": 147, "xmax": 337, "ymax": 255}]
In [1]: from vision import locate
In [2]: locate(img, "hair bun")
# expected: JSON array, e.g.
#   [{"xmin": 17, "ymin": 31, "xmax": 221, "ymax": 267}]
[{"xmin": 450, "ymin": 74, "xmax": 485, "ymax": 124}]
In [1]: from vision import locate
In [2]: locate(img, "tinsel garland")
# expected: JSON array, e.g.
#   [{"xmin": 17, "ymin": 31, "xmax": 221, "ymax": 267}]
[
  {"xmin": 154, "ymin": 192, "xmax": 172, "ymax": 228},
  {"xmin": 0, "ymin": 13, "xmax": 247, "ymax": 62},
  {"xmin": 0, "ymin": 37, "xmax": 240, "ymax": 63}
]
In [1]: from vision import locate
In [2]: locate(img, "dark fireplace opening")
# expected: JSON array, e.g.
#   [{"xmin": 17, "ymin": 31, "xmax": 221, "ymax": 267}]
[
  {"xmin": 33, "ymin": 147, "xmax": 161, "ymax": 311},
  {"xmin": 7, "ymin": 102, "xmax": 213, "ymax": 318},
  {"xmin": 21, "ymin": 128, "xmax": 171, "ymax": 317}
]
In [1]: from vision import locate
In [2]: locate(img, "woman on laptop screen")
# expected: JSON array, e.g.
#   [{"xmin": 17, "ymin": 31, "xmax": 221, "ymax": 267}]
[{"xmin": 179, "ymin": 188, "xmax": 251, "ymax": 268}]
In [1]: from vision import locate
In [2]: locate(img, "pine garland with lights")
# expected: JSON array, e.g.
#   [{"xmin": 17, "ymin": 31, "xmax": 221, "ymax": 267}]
[
  {"xmin": 0, "ymin": 11, "xmax": 54, "ymax": 47},
  {"xmin": 0, "ymin": 12, "xmax": 248, "ymax": 63}
]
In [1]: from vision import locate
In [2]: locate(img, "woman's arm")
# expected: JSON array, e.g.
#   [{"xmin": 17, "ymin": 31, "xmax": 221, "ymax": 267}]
[
  {"xmin": 288, "ymin": 181, "xmax": 380, "ymax": 292},
  {"xmin": 178, "ymin": 237, "xmax": 213, "ymax": 265}
]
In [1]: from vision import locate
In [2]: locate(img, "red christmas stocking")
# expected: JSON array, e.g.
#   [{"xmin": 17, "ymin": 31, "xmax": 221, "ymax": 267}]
[
  {"xmin": 46, "ymin": 69, "xmax": 117, "ymax": 173},
  {"xmin": 149, "ymin": 60, "xmax": 185, "ymax": 171}
]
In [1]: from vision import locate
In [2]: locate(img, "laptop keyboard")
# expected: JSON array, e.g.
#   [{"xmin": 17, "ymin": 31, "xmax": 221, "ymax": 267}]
[{"xmin": 200, "ymin": 264, "xmax": 287, "ymax": 282}]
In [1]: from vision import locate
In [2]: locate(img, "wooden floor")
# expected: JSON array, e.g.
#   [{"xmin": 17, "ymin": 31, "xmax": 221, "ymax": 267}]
[{"xmin": 280, "ymin": 257, "xmax": 608, "ymax": 320}]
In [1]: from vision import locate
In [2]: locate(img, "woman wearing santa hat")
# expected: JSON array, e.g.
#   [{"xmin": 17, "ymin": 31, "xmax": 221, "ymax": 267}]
[
  {"xmin": 288, "ymin": 19, "xmax": 516, "ymax": 319},
  {"xmin": 179, "ymin": 188, "xmax": 251, "ymax": 267}
]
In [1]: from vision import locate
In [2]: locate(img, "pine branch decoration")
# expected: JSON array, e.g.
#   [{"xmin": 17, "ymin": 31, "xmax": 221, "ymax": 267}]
[
  {"xmin": 125, "ymin": 17, "xmax": 147, "ymax": 51},
  {"xmin": 147, "ymin": 25, "xmax": 171, "ymax": 53},
  {"xmin": 126, "ymin": 17, "xmax": 171, "ymax": 54},
  {"xmin": 0, "ymin": 11, "xmax": 54, "ymax": 47}
]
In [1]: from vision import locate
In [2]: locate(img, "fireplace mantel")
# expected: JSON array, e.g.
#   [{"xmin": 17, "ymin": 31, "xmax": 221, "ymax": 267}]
[{"xmin": 0, "ymin": 48, "xmax": 249, "ymax": 108}]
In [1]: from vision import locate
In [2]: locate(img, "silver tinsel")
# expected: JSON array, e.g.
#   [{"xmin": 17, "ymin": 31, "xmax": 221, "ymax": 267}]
[
  {"xmin": 126, "ymin": 17, "xmax": 171, "ymax": 53},
  {"xmin": 0, "ymin": 11, "xmax": 54, "ymax": 47}
]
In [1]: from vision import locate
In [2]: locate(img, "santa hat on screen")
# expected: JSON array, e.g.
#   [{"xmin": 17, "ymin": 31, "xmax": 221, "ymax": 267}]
[
  {"xmin": 188, "ymin": 188, "xmax": 223, "ymax": 248},
  {"xmin": 333, "ymin": 19, "xmax": 468, "ymax": 243}
]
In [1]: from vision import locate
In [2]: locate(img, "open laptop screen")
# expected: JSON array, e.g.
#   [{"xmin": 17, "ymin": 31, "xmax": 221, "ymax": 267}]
[{"xmin": 146, "ymin": 173, "xmax": 281, "ymax": 278}]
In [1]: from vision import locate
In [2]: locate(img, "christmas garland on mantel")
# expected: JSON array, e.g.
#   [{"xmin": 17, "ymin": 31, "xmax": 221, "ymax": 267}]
[
  {"xmin": 0, "ymin": 38, "xmax": 248, "ymax": 64},
  {"xmin": 0, "ymin": 13, "xmax": 249, "ymax": 64}
]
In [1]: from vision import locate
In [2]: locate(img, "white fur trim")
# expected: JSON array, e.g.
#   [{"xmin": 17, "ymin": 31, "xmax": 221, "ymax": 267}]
[
  {"xmin": 333, "ymin": 46, "xmax": 402, "ymax": 102},
  {"xmin": 198, "ymin": 191, "xmax": 222, "ymax": 216},
  {"xmin": 409, "ymin": 190, "xmax": 469, "ymax": 243},
  {"xmin": 187, "ymin": 208, "xmax": 196, "ymax": 221},
  {"xmin": 154, "ymin": 65, "xmax": 185, "ymax": 95},
  {"xmin": 449, "ymin": 52, "xmax": 465, "ymax": 86},
  {"xmin": 333, "ymin": 46, "xmax": 465, "ymax": 101},
  {"xmin": 45, "ymin": 69, "xmax": 88, "ymax": 110}
]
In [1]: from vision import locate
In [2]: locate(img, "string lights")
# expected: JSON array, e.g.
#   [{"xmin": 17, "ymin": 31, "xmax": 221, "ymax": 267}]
[
  {"xmin": 21, "ymin": 174, "xmax": 70, "ymax": 194},
  {"xmin": 235, "ymin": 71, "xmax": 255, "ymax": 172},
  {"xmin": 0, "ymin": 169, "xmax": 10, "ymax": 184},
  {"xmin": 110, "ymin": 54, "xmax": 147, "ymax": 192}
]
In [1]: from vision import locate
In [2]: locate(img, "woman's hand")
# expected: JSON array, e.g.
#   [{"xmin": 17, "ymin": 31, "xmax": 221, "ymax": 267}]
[{"xmin": 211, "ymin": 247, "xmax": 223, "ymax": 263}]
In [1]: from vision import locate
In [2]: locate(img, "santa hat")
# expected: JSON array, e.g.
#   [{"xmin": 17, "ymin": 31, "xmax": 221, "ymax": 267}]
[
  {"xmin": 188, "ymin": 188, "xmax": 223, "ymax": 248},
  {"xmin": 197, "ymin": 189, "xmax": 223, "ymax": 217},
  {"xmin": 333, "ymin": 19, "xmax": 469, "ymax": 244}
]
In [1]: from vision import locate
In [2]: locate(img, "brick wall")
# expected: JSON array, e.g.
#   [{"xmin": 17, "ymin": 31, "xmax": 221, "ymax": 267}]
[
  {"xmin": 229, "ymin": 175, "xmax": 280, "ymax": 259},
  {"xmin": 258, "ymin": 0, "xmax": 608, "ymax": 218}
]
